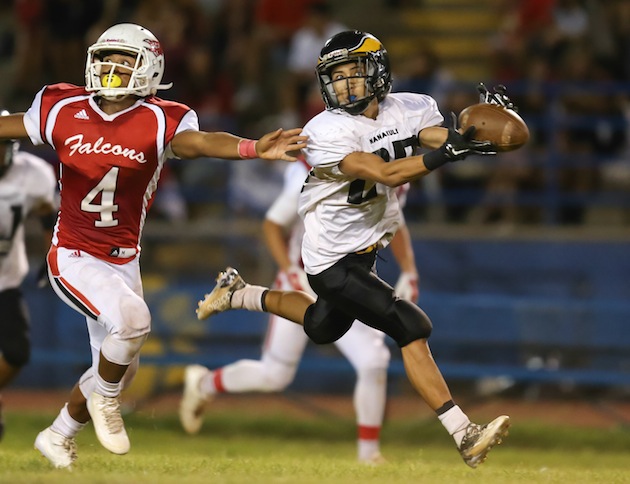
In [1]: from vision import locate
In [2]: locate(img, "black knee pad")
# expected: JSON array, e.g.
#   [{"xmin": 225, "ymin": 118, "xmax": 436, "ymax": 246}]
[
  {"xmin": 1, "ymin": 333, "xmax": 30, "ymax": 367},
  {"xmin": 387, "ymin": 299, "xmax": 433, "ymax": 347},
  {"xmin": 303, "ymin": 304, "xmax": 353, "ymax": 345}
]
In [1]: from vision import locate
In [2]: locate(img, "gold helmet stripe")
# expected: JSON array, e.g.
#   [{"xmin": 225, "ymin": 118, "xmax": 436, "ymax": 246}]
[
  {"xmin": 318, "ymin": 34, "xmax": 383, "ymax": 65},
  {"xmin": 352, "ymin": 36, "xmax": 382, "ymax": 54}
]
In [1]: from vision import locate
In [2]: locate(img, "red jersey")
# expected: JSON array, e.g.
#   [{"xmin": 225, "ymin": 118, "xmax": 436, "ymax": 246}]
[{"xmin": 23, "ymin": 83, "xmax": 198, "ymax": 264}]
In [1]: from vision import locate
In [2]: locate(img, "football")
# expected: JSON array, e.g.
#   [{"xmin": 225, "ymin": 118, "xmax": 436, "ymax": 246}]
[{"xmin": 458, "ymin": 103, "xmax": 529, "ymax": 152}]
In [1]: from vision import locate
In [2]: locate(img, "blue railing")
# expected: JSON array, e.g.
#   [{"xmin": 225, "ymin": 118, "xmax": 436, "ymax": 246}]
[{"xmin": 17, "ymin": 236, "xmax": 630, "ymax": 392}]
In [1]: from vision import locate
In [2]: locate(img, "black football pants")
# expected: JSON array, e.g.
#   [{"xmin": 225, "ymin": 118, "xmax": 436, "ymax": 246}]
[{"xmin": 305, "ymin": 251, "xmax": 432, "ymax": 347}]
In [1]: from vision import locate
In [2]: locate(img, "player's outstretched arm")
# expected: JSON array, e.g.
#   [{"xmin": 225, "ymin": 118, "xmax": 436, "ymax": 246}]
[
  {"xmin": 340, "ymin": 126, "xmax": 495, "ymax": 187},
  {"xmin": 423, "ymin": 126, "xmax": 496, "ymax": 169},
  {"xmin": 0, "ymin": 113, "xmax": 28, "ymax": 140},
  {"xmin": 171, "ymin": 128, "xmax": 307, "ymax": 161}
]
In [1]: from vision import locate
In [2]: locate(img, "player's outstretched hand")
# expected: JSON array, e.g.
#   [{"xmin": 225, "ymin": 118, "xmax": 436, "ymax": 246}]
[
  {"xmin": 477, "ymin": 82, "xmax": 517, "ymax": 111},
  {"xmin": 424, "ymin": 122, "xmax": 496, "ymax": 170},
  {"xmin": 257, "ymin": 128, "xmax": 308, "ymax": 162}
]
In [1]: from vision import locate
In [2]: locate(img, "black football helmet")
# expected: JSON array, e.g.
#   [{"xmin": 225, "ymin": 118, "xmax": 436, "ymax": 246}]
[
  {"xmin": 0, "ymin": 109, "xmax": 18, "ymax": 178},
  {"xmin": 317, "ymin": 30, "xmax": 392, "ymax": 115}
]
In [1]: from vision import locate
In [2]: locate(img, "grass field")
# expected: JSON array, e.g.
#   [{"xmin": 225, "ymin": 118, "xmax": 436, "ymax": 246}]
[{"xmin": 1, "ymin": 397, "xmax": 630, "ymax": 484}]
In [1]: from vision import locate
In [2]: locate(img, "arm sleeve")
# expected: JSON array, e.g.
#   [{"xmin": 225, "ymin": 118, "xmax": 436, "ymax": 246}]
[
  {"xmin": 23, "ymin": 87, "xmax": 47, "ymax": 146},
  {"xmin": 303, "ymin": 118, "xmax": 361, "ymax": 169},
  {"xmin": 165, "ymin": 110, "xmax": 200, "ymax": 159}
]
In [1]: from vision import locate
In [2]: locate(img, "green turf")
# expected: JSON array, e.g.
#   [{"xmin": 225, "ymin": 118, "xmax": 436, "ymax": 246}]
[{"xmin": 1, "ymin": 409, "xmax": 629, "ymax": 483}]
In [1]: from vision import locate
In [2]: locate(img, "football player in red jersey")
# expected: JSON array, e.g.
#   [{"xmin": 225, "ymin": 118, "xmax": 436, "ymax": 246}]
[{"xmin": 0, "ymin": 23, "xmax": 306, "ymax": 469}]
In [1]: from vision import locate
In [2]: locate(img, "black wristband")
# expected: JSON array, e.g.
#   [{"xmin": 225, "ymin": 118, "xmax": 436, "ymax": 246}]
[{"xmin": 423, "ymin": 148, "xmax": 449, "ymax": 171}]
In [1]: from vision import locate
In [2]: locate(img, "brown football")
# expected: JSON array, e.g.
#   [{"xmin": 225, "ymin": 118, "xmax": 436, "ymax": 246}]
[{"xmin": 458, "ymin": 103, "xmax": 530, "ymax": 152}]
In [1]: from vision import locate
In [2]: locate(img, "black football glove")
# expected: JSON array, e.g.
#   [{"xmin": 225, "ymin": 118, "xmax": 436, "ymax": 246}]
[
  {"xmin": 448, "ymin": 111, "xmax": 497, "ymax": 158},
  {"xmin": 477, "ymin": 82, "xmax": 517, "ymax": 112},
  {"xmin": 424, "ymin": 122, "xmax": 496, "ymax": 170},
  {"xmin": 443, "ymin": 124, "xmax": 497, "ymax": 160}
]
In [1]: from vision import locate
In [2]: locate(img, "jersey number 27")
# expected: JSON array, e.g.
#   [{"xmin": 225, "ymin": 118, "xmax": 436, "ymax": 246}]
[{"xmin": 347, "ymin": 136, "xmax": 418, "ymax": 204}]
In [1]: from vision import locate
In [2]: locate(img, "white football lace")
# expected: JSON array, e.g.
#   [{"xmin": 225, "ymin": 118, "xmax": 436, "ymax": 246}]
[
  {"xmin": 99, "ymin": 397, "xmax": 124, "ymax": 433},
  {"xmin": 63, "ymin": 438, "xmax": 78, "ymax": 459}
]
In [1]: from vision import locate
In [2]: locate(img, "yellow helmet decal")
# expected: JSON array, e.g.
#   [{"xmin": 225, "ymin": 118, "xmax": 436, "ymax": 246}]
[
  {"xmin": 352, "ymin": 36, "xmax": 382, "ymax": 54},
  {"xmin": 318, "ymin": 35, "xmax": 383, "ymax": 65}
]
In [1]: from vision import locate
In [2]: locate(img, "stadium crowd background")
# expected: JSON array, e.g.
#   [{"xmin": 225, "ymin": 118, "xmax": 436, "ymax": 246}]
[
  {"xmin": 1, "ymin": 0, "xmax": 630, "ymax": 398},
  {"xmin": 1, "ymin": 0, "xmax": 629, "ymax": 232}
]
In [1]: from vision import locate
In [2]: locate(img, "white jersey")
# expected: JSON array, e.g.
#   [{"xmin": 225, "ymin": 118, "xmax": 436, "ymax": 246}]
[
  {"xmin": 0, "ymin": 151, "xmax": 56, "ymax": 290},
  {"xmin": 268, "ymin": 159, "xmax": 411, "ymax": 269},
  {"xmin": 298, "ymin": 92, "xmax": 443, "ymax": 274}
]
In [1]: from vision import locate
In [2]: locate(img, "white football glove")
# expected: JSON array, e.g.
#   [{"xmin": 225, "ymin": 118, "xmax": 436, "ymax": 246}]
[
  {"xmin": 394, "ymin": 272, "xmax": 419, "ymax": 303},
  {"xmin": 285, "ymin": 265, "xmax": 316, "ymax": 297}
]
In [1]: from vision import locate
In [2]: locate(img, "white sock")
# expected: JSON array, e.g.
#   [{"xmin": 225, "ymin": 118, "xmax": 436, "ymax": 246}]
[
  {"xmin": 94, "ymin": 372, "xmax": 120, "ymax": 398},
  {"xmin": 437, "ymin": 405, "xmax": 470, "ymax": 447},
  {"xmin": 198, "ymin": 369, "xmax": 219, "ymax": 397},
  {"xmin": 50, "ymin": 403, "xmax": 86, "ymax": 438},
  {"xmin": 354, "ymin": 368, "xmax": 387, "ymax": 431},
  {"xmin": 231, "ymin": 285, "xmax": 266, "ymax": 311},
  {"xmin": 213, "ymin": 360, "xmax": 272, "ymax": 393}
]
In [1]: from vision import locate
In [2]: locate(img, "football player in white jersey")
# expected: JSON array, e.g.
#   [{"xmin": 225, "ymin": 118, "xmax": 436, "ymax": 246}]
[
  {"xmin": 0, "ymin": 109, "xmax": 57, "ymax": 441},
  {"xmin": 197, "ymin": 31, "xmax": 511, "ymax": 468},
  {"xmin": 181, "ymin": 157, "xmax": 419, "ymax": 464},
  {"xmin": 0, "ymin": 23, "xmax": 306, "ymax": 468}
]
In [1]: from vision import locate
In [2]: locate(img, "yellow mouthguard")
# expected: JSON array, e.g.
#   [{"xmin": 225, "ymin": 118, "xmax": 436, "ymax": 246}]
[{"xmin": 101, "ymin": 74, "xmax": 122, "ymax": 88}]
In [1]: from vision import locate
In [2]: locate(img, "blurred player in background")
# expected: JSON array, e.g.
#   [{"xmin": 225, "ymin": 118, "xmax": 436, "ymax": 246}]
[
  {"xmin": 180, "ymin": 156, "xmax": 419, "ymax": 464},
  {"xmin": 0, "ymin": 23, "xmax": 306, "ymax": 468},
  {"xmin": 0, "ymin": 109, "xmax": 57, "ymax": 441},
  {"xmin": 196, "ymin": 30, "xmax": 511, "ymax": 468}
]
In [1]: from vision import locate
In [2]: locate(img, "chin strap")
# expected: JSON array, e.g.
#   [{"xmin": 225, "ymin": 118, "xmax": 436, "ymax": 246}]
[{"xmin": 155, "ymin": 82, "xmax": 173, "ymax": 91}]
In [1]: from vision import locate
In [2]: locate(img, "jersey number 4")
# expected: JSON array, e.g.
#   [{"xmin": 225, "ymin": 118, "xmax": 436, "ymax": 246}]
[{"xmin": 81, "ymin": 167, "xmax": 120, "ymax": 227}]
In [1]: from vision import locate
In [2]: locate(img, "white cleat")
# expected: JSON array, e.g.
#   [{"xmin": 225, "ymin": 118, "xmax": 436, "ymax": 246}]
[
  {"xmin": 360, "ymin": 451, "xmax": 388, "ymax": 466},
  {"xmin": 87, "ymin": 392, "xmax": 130, "ymax": 454},
  {"xmin": 179, "ymin": 365, "xmax": 212, "ymax": 434},
  {"xmin": 459, "ymin": 415, "xmax": 510, "ymax": 468},
  {"xmin": 34, "ymin": 427, "xmax": 77, "ymax": 469},
  {"xmin": 196, "ymin": 267, "xmax": 246, "ymax": 320}
]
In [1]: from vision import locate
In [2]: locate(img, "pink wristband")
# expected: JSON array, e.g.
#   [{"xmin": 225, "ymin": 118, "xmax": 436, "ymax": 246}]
[{"xmin": 238, "ymin": 139, "xmax": 258, "ymax": 159}]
